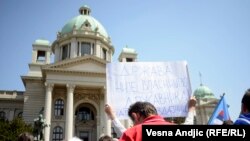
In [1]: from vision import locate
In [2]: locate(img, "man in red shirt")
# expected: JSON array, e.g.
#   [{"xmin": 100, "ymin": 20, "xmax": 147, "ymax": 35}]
[{"xmin": 119, "ymin": 101, "xmax": 175, "ymax": 141}]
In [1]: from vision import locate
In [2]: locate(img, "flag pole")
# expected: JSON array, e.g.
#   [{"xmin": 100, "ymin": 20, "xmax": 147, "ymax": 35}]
[{"xmin": 207, "ymin": 93, "xmax": 225, "ymax": 124}]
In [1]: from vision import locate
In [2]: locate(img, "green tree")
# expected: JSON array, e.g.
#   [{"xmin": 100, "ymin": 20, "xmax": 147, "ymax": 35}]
[{"xmin": 0, "ymin": 118, "xmax": 33, "ymax": 141}]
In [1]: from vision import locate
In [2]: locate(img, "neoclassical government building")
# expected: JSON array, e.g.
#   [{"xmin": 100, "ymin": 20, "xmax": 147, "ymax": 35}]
[{"xmin": 0, "ymin": 5, "xmax": 218, "ymax": 141}]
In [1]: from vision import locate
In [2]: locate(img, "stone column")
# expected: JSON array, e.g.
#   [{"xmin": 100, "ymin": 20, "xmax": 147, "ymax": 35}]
[
  {"xmin": 65, "ymin": 84, "xmax": 75, "ymax": 140},
  {"xmin": 54, "ymin": 44, "xmax": 60, "ymax": 62},
  {"xmin": 103, "ymin": 87, "xmax": 111, "ymax": 136},
  {"xmin": 32, "ymin": 50, "xmax": 37, "ymax": 63},
  {"xmin": 44, "ymin": 83, "xmax": 54, "ymax": 141},
  {"xmin": 9, "ymin": 109, "xmax": 15, "ymax": 121},
  {"xmin": 71, "ymin": 38, "xmax": 77, "ymax": 58},
  {"xmin": 95, "ymin": 41, "xmax": 101, "ymax": 58},
  {"xmin": 45, "ymin": 51, "xmax": 51, "ymax": 64}
]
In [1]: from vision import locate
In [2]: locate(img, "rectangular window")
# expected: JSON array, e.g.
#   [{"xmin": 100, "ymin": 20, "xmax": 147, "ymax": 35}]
[
  {"xmin": 81, "ymin": 42, "xmax": 91, "ymax": 56},
  {"xmin": 92, "ymin": 43, "xmax": 95, "ymax": 55},
  {"xmin": 0, "ymin": 111, "xmax": 6, "ymax": 120},
  {"xmin": 102, "ymin": 48, "xmax": 107, "ymax": 60},
  {"xmin": 77, "ymin": 42, "xmax": 80, "ymax": 56},
  {"xmin": 69, "ymin": 44, "xmax": 71, "ymax": 57},
  {"xmin": 54, "ymin": 99, "xmax": 64, "ymax": 116},
  {"xmin": 37, "ymin": 51, "xmax": 46, "ymax": 62},
  {"xmin": 126, "ymin": 58, "xmax": 133, "ymax": 62},
  {"xmin": 62, "ymin": 45, "xmax": 68, "ymax": 60}
]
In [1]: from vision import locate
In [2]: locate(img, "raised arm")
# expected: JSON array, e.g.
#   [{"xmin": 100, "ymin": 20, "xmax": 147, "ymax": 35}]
[
  {"xmin": 104, "ymin": 104, "xmax": 126, "ymax": 137},
  {"xmin": 183, "ymin": 96, "xmax": 196, "ymax": 125}
]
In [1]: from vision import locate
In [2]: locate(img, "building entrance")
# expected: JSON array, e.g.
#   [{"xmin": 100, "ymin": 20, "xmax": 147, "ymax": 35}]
[{"xmin": 75, "ymin": 103, "xmax": 97, "ymax": 141}]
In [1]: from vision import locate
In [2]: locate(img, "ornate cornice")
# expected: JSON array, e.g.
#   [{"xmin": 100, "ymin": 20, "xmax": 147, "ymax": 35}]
[
  {"xmin": 74, "ymin": 89, "xmax": 100, "ymax": 95},
  {"xmin": 53, "ymin": 88, "xmax": 66, "ymax": 100},
  {"xmin": 74, "ymin": 89, "xmax": 101, "ymax": 105},
  {"xmin": 52, "ymin": 31, "xmax": 114, "ymax": 53},
  {"xmin": 75, "ymin": 119, "xmax": 96, "ymax": 127},
  {"xmin": 42, "ymin": 55, "xmax": 106, "ymax": 70},
  {"xmin": 21, "ymin": 76, "xmax": 43, "ymax": 81},
  {"xmin": 21, "ymin": 76, "xmax": 44, "ymax": 87},
  {"xmin": 44, "ymin": 69, "xmax": 105, "ymax": 77}
]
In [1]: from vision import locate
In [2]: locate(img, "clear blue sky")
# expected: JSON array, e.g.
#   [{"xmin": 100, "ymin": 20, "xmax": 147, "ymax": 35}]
[{"xmin": 0, "ymin": 0, "xmax": 249, "ymax": 121}]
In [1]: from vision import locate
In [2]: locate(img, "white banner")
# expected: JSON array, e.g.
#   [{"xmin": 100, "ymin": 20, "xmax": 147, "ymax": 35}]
[{"xmin": 106, "ymin": 61, "xmax": 192, "ymax": 119}]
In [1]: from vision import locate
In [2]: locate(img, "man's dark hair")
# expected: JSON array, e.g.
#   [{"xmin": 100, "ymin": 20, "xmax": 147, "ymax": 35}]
[
  {"xmin": 222, "ymin": 120, "xmax": 233, "ymax": 125},
  {"xmin": 99, "ymin": 135, "xmax": 112, "ymax": 141},
  {"xmin": 242, "ymin": 89, "xmax": 250, "ymax": 111},
  {"xmin": 128, "ymin": 101, "xmax": 158, "ymax": 121}
]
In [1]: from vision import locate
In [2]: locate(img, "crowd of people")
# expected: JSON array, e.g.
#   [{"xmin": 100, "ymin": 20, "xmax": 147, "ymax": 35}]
[
  {"xmin": 103, "ymin": 89, "xmax": 250, "ymax": 141},
  {"xmin": 17, "ymin": 89, "xmax": 250, "ymax": 141}
]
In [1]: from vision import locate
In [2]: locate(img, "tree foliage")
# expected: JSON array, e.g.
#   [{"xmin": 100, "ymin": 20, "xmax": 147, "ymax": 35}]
[{"xmin": 0, "ymin": 118, "xmax": 33, "ymax": 141}]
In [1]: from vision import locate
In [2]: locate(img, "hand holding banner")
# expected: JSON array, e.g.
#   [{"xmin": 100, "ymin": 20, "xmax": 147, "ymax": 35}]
[{"xmin": 106, "ymin": 61, "xmax": 192, "ymax": 119}]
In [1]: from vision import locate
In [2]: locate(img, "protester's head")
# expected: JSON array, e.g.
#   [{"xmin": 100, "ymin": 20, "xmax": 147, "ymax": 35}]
[
  {"xmin": 99, "ymin": 135, "xmax": 113, "ymax": 141},
  {"xmin": 128, "ymin": 101, "xmax": 157, "ymax": 125},
  {"xmin": 222, "ymin": 120, "xmax": 234, "ymax": 125},
  {"xmin": 241, "ymin": 88, "xmax": 250, "ymax": 114},
  {"xmin": 18, "ymin": 132, "xmax": 34, "ymax": 141}
]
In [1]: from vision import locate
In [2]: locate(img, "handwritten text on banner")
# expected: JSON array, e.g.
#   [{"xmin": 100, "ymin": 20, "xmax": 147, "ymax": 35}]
[{"xmin": 106, "ymin": 61, "xmax": 192, "ymax": 119}]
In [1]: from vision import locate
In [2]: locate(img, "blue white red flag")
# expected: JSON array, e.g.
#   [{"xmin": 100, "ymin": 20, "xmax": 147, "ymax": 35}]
[{"xmin": 207, "ymin": 94, "xmax": 230, "ymax": 125}]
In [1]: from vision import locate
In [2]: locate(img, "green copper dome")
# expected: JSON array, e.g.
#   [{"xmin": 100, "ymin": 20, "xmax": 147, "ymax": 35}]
[
  {"xmin": 33, "ymin": 39, "xmax": 50, "ymax": 46},
  {"xmin": 194, "ymin": 84, "xmax": 215, "ymax": 99},
  {"xmin": 61, "ymin": 5, "xmax": 108, "ymax": 38}
]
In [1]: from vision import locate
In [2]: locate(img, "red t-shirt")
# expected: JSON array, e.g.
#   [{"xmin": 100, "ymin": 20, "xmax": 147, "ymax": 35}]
[{"xmin": 119, "ymin": 115, "xmax": 174, "ymax": 141}]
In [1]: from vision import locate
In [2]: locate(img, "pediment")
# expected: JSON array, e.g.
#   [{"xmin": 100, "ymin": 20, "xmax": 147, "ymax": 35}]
[{"xmin": 42, "ymin": 56, "xmax": 107, "ymax": 73}]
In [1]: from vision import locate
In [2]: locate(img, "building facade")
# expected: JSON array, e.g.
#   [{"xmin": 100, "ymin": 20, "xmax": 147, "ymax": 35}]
[
  {"xmin": 21, "ymin": 5, "xmax": 137, "ymax": 141},
  {"xmin": 0, "ymin": 91, "xmax": 24, "ymax": 121},
  {"xmin": 20, "ymin": 5, "xmax": 127, "ymax": 141}
]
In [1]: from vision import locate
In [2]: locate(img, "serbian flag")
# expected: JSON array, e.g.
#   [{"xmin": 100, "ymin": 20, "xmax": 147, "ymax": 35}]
[{"xmin": 207, "ymin": 94, "xmax": 230, "ymax": 125}]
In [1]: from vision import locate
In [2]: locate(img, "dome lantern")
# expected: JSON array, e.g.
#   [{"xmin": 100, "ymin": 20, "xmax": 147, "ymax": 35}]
[
  {"xmin": 59, "ymin": 5, "xmax": 109, "ymax": 38},
  {"xmin": 79, "ymin": 5, "xmax": 91, "ymax": 15}
]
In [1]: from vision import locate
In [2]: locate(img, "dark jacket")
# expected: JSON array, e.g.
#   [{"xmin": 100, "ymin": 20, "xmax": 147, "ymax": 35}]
[{"xmin": 234, "ymin": 113, "xmax": 250, "ymax": 125}]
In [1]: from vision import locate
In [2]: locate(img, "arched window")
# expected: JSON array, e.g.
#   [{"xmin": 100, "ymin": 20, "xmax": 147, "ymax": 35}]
[
  {"xmin": 54, "ymin": 99, "xmax": 64, "ymax": 116},
  {"xmin": 52, "ymin": 126, "xmax": 63, "ymax": 141},
  {"xmin": 0, "ymin": 111, "xmax": 6, "ymax": 120},
  {"xmin": 18, "ymin": 112, "xmax": 23, "ymax": 118},
  {"xmin": 76, "ymin": 107, "xmax": 94, "ymax": 121}
]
